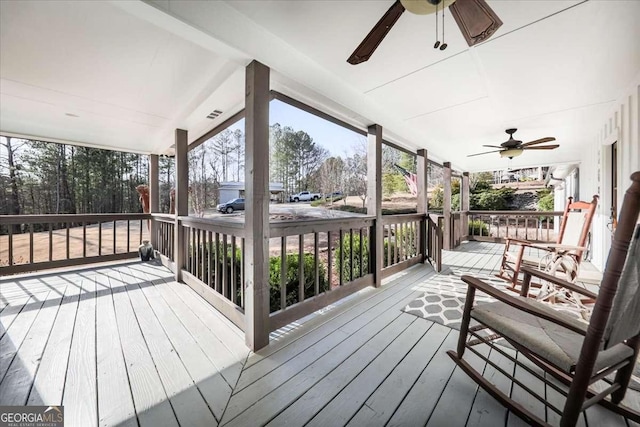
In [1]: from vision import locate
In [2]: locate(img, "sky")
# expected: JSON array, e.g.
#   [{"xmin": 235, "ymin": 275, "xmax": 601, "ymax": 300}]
[{"xmin": 228, "ymin": 99, "xmax": 366, "ymax": 157}]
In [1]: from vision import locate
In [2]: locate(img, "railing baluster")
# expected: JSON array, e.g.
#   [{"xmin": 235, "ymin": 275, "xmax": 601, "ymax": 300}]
[
  {"xmin": 339, "ymin": 229, "xmax": 344, "ymax": 287},
  {"xmin": 240, "ymin": 238, "xmax": 245, "ymax": 308},
  {"xmin": 8, "ymin": 227, "xmax": 13, "ymax": 266},
  {"xmin": 127, "ymin": 220, "xmax": 130, "ymax": 253},
  {"xmin": 327, "ymin": 231, "xmax": 333, "ymax": 289},
  {"xmin": 113, "ymin": 219, "xmax": 117, "ymax": 254},
  {"xmin": 359, "ymin": 228, "xmax": 364, "ymax": 278},
  {"xmin": 398, "ymin": 223, "xmax": 405, "ymax": 262},
  {"xmin": 231, "ymin": 235, "xmax": 236, "ymax": 305},
  {"xmin": 386, "ymin": 224, "xmax": 391, "ymax": 268},
  {"xmin": 394, "ymin": 223, "xmax": 398, "ymax": 264},
  {"xmin": 215, "ymin": 232, "xmax": 220, "ymax": 293},
  {"xmin": 281, "ymin": 236, "xmax": 287, "ymax": 311},
  {"xmin": 314, "ymin": 232, "xmax": 319, "ymax": 296},
  {"xmin": 29, "ymin": 223, "xmax": 34, "ymax": 264},
  {"xmin": 98, "ymin": 222, "xmax": 102, "ymax": 256},
  {"xmin": 349, "ymin": 228, "xmax": 354, "ymax": 283},
  {"xmin": 222, "ymin": 234, "xmax": 228, "ymax": 298},
  {"xmin": 66, "ymin": 222, "xmax": 71, "ymax": 259},
  {"xmin": 49, "ymin": 224, "xmax": 53, "ymax": 262},
  {"xmin": 298, "ymin": 234, "xmax": 304, "ymax": 302},
  {"xmin": 139, "ymin": 219, "xmax": 143, "ymax": 245},
  {"xmin": 208, "ymin": 231, "xmax": 213, "ymax": 288}
]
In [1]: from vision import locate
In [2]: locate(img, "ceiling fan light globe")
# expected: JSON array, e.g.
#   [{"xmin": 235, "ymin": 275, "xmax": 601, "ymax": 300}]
[
  {"xmin": 400, "ymin": 0, "xmax": 457, "ymax": 15},
  {"xmin": 500, "ymin": 148, "xmax": 523, "ymax": 159}
]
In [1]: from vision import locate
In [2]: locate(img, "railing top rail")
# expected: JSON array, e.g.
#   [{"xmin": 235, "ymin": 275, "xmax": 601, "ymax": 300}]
[
  {"xmin": 178, "ymin": 216, "xmax": 247, "ymax": 238},
  {"xmin": 0, "ymin": 213, "xmax": 151, "ymax": 224},
  {"xmin": 151, "ymin": 213, "xmax": 176, "ymax": 222},
  {"xmin": 381, "ymin": 213, "xmax": 425, "ymax": 225},
  {"xmin": 468, "ymin": 210, "xmax": 564, "ymax": 216},
  {"xmin": 269, "ymin": 216, "xmax": 375, "ymax": 238}
]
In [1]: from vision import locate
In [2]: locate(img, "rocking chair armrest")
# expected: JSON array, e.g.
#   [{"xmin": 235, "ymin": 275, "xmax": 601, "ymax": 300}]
[
  {"xmin": 461, "ymin": 275, "xmax": 588, "ymax": 335},
  {"xmin": 520, "ymin": 266, "xmax": 598, "ymax": 300},
  {"xmin": 504, "ymin": 237, "xmax": 533, "ymax": 247}
]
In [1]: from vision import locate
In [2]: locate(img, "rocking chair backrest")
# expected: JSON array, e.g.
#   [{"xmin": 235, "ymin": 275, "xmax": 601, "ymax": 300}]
[
  {"xmin": 579, "ymin": 173, "xmax": 640, "ymax": 355},
  {"xmin": 557, "ymin": 195, "xmax": 598, "ymax": 259},
  {"xmin": 605, "ymin": 225, "xmax": 640, "ymax": 348}
]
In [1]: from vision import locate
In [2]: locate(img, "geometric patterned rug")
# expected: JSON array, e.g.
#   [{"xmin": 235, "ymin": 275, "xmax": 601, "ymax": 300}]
[{"xmin": 402, "ymin": 270, "xmax": 510, "ymax": 330}]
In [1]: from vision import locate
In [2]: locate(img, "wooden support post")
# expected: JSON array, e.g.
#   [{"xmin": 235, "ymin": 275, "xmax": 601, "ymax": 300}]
[
  {"xmin": 417, "ymin": 149, "xmax": 428, "ymax": 262},
  {"xmin": 367, "ymin": 124, "xmax": 383, "ymax": 287},
  {"xmin": 174, "ymin": 129, "xmax": 188, "ymax": 281},
  {"xmin": 443, "ymin": 161, "xmax": 452, "ymax": 250},
  {"xmin": 462, "ymin": 171, "xmax": 470, "ymax": 240},
  {"xmin": 149, "ymin": 154, "xmax": 159, "ymax": 249},
  {"xmin": 244, "ymin": 60, "xmax": 271, "ymax": 351}
]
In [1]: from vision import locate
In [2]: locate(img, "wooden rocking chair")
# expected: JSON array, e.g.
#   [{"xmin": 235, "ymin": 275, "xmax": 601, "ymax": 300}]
[
  {"xmin": 448, "ymin": 172, "xmax": 640, "ymax": 427},
  {"xmin": 498, "ymin": 195, "xmax": 599, "ymax": 288}
]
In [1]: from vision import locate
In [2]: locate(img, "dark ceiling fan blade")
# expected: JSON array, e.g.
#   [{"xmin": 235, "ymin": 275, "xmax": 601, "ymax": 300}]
[
  {"xmin": 449, "ymin": 0, "xmax": 503, "ymax": 47},
  {"xmin": 521, "ymin": 137, "xmax": 556, "ymax": 147},
  {"xmin": 467, "ymin": 149, "xmax": 502, "ymax": 157},
  {"xmin": 523, "ymin": 144, "xmax": 560, "ymax": 150},
  {"xmin": 347, "ymin": 1, "xmax": 405, "ymax": 65},
  {"xmin": 482, "ymin": 145, "xmax": 503, "ymax": 148}
]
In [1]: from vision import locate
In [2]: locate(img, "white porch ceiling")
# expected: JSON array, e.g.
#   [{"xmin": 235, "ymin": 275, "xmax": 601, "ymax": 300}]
[{"xmin": 1, "ymin": 0, "xmax": 638, "ymax": 171}]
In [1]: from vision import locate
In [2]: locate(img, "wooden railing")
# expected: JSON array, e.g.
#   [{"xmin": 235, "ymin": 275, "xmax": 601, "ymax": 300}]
[
  {"xmin": 176, "ymin": 216, "xmax": 246, "ymax": 330},
  {"xmin": 268, "ymin": 216, "xmax": 375, "ymax": 331},
  {"xmin": 465, "ymin": 210, "xmax": 564, "ymax": 243},
  {"xmin": 427, "ymin": 214, "xmax": 444, "ymax": 272},
  {"xmin": 381, "ymin": 214, "xmax": 424, "ymax": 278},
  {"xmin": 0, "ymin": 213, "xmax": 150, "ymax": 275},
  {"xmin": 151, "ymin": 214, "xmax": 175, "ymax": 263},
  {"xmin": 450, "ymin": 212, "xmax": 464, "ymax": 249}
]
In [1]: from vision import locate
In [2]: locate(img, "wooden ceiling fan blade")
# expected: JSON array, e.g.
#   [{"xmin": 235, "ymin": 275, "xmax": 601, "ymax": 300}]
[
  {"xmin": 521, "ymin": 137, "xmax": 556, "ymax": 147},
  {"xmin": 347, "ymin": 1, "xmax": 405, "ymax": 65},
  {"xmin": 467, "ymin": 149, "xmax": 502, "ymax": 157},
  {"xmin": 449, "ymin": 0, "xmax": 503, "ymax": 47},
  {"xmin": 523, "ymin": 144, "xmax": 560, "ymax": 150}
]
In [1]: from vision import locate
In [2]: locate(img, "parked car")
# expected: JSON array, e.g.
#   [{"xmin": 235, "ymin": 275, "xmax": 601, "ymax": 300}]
[
  {"xmin": 217, "ymin": 198, "xmax": 245, "ymax": 213},
  {"xmin": 324, "ymin": 191, "xmax": 343, "ymax": 199},
  {"xmin": 289, "ymin": 191, "xmax": 321, "ymax": 202}
]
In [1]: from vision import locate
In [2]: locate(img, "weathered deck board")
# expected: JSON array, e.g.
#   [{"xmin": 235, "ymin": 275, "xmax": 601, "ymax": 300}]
[
  {"xmin": 0, "ymin": 242, "xmax": 637, "ymax": 427},
  {"xmin": 121, "ymin": 267, "xmax": 218, "ymax": 426},
  {"xmin": 110, "ymin": 266, "xmax": 178, "ymax": 427},
  {"xmin": 0, "ymin": 288, "xmax": 65, "ymax": 405},
  {"xmin": 345, "ymin": 323, "xmax": 450, "ymax": 427},
  {"xmin": 303, "ymin": 317, "xmax": 433, "ymax": 426},
  {"xmin": 63, "ymin": 272, "xmax": 98, "ymax": 427},
  {"xmin": 0, "ymin": 293, "xmax": 49, "ymax": 383},
  {"xmin": 386, "ymin": 333, "xmax": 458, "ymax": 426},
  {"xmin": 95, "ymin": 271, "xmax": 137, "ymax": 427}
]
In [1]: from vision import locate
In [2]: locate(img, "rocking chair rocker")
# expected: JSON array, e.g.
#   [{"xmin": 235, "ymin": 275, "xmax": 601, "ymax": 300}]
[{"xmin": 448, "ymin": 172, "xmax": 640, "ymax": 427}]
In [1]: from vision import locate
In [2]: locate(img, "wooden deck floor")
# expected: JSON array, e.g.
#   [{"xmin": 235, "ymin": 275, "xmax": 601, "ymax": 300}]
[{"xmin": 0, "ymin": 242, "xmax": 637, "ymax": 426}]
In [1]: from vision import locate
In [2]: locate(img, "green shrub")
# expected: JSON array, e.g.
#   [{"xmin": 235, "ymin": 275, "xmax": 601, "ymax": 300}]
[
  {"xmin": 538, "ymin": 192, "xmax": 554, "ymax": 212},
  {"xmin": 383, "ymin": 225, "xmax": 418, "ymax": 266},
  {"xmin": 190, "ymin": 241, "xmax": 243, "ymax": 304},
  {"xmin": 471, "ymin": 187, "xmax": 515, "ymax": 210},
  {"xmin": 468, "ymin": 219, "xmax": 489, "ymax": 236},
  {"xmin": 334, "ymin": 232, "xmax": 370, "ymax": 281},
  {"xmin": 269, "ymin": 253, "xmax": 328, "ymax": 312}
]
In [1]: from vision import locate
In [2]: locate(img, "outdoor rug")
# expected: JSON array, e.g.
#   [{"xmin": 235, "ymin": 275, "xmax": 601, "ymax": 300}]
[{"xmin": 402, "ymin": 269, "xmax": 513, "ymax": 330}]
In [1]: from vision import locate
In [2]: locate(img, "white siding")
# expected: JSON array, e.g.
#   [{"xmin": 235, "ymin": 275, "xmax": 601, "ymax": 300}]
[{"xmin": 581, "ymin": 73, "xmax": 640, "ymax": 270}]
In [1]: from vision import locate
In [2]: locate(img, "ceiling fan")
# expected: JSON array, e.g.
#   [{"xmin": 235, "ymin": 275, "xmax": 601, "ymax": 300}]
[
  {"xmin": 467, "ymin": 129, "xmax": 559, "ymax": 159},
  {"xmin": 347, "ymin": 0, "xmax": 503, "ymax": 65}
]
